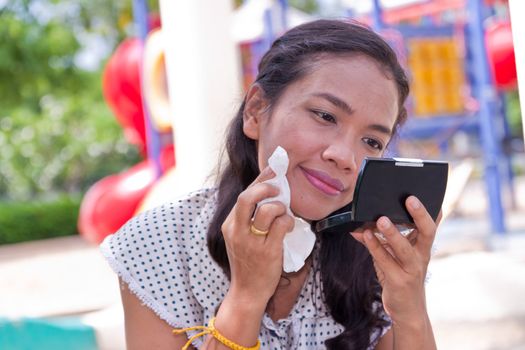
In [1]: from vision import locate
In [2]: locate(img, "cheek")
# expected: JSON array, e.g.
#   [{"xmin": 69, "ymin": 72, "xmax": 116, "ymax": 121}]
[
  {"xmin": 283, "ymin": 127, "xmax": 323, "ymax": 154},
  {"xmin": 261, "ymin": 128, "xmax": 318, "ymax": 165}
]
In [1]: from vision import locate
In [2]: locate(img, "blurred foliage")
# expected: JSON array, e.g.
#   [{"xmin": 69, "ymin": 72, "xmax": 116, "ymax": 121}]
[
  {"xmin": 505, "ymin": 90, "xmax": 523, "ymax": 137},
  {"xmin": 289, "ymin": 0, "xmax": 319, "ymax": 13},
  {"xmin": 0, "ymin": 195, "xmax": 81, "ymax": 244},
  {"xmin": 234, "ymin": 0, "xmax": 319, "ymax": 13},
  {"xmin": 0, "ymin": 0, "xmax": 150, "ymax": 201}
]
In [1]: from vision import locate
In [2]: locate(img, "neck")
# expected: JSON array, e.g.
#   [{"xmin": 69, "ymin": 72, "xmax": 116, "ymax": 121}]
[{"xmin": 266, "ymin": 256, "xmax": 313, "ymax": 321}]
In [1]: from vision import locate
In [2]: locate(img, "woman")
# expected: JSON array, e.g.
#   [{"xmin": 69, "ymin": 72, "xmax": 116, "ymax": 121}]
[{"xmin": 101, "ymin": 19, "xmax": 438, "ymax": 349}]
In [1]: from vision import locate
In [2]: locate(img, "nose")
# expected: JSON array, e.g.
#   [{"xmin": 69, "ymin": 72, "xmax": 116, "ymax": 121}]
[{"xmin": 321, "ymin": 139, "xmax": 359, "ymax": 173}]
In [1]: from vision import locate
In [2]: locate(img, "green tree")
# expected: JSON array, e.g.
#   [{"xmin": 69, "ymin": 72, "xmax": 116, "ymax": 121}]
[
  {"xmin": 506, "ymin": 91, "xmax": 523, "ymax": 137},
  {"xmin": 0, "ymin": 0, "xmax": 146, "ymax": 200},
  {"xmin": 289, "ymin": 0, "xmax": 319, "ymax": 13}
]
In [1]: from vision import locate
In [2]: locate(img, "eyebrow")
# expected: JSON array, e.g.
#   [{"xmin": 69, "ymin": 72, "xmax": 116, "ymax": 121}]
[
  {"xmin": 368, "ymin": 123, "xmax": 393, "ymax": 136},
  {"xmin": 312, "ymin": 92, "xmax": 393, "ymax": 136},
  {"xmin": 313, "ymin": 92, "xmax": 354, "ymax": 115}
]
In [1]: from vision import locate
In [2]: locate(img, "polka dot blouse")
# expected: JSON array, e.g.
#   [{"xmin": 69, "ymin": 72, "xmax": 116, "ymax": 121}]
[{"xmin": 100, "ymin": 188, "xmax": 391, "ymax": 349}]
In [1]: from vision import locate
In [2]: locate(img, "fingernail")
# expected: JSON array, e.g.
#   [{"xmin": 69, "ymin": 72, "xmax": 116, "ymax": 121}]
[
  {"xmin": 260, "ymin": 168, "xmax": 275, "ymax": 180},
  {"xmin": 378, "ymin": 217, "xmax": 390, "ymax": 229},
  {"xmin": 364, "ymin": 230, "xmax": 373, "ymax": 241},
  {"xmin": 409, "ymin": 196, "xmax": 421, "ymax": 209}
]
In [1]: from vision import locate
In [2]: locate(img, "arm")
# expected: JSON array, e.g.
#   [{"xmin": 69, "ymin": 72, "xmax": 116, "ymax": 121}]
[
  {"xmin": 119, "ymin": 278, "xmax": 194, "ymax": 350},
  {"xmin": 375, "ymin": 316, "xmax": 436, "ymax": 350},
  {"xmin": 120, "ymin": 166, "xmax": 291, "ymax": 350},
  {"xmin": 353, "ymin": 196, "xmax": 438, "ymax": 350},
  {"xmin": 200, "ymin": 166, "xmax": 293, "ymax": 349}
]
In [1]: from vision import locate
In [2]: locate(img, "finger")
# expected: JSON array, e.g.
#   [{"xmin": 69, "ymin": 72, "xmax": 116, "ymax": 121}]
[
  {"xmin": 349, "ymin": 222, "xmax": 376, "ymax": 245},
  {"xmin": 407, "ymin": 230, "xmax": 418, "ymax": 246},
  {"xmin": 405, "ymin": 196, "xmax": 437, "ymax": 257},
  {"xmin": 265, "ymin": 214, "xmax": 294, "ymax": 246},
  {"xmin": 350, "ymin": 232, "xmax": 366, "ymax": 245},
  {"xmin": 351, "ymin": 228, "xmax": 386, "ymax": 246},
  {"xmin": 247, "ymin": 166, "xmax": 276, "ymax": 188},
  {"xmin": 436, "ymin": 210, "xmax": 443, "ymax": 226},
  {"xmin": 352, "ymin": 229, "xmax": 410, "ymax": 250},
  {"xmin": 235, "ymin": 183, "xmax": 280, "ymax": 221},
  {"xmin": 251, "ymin": 201, "xmax": 287, "ymax": 236},
  {"xmin": 371, "ymin": 258, "xmax": 386, "ymax": 287},
  {"xmin": 376, "ymin": 216, "xmax": 417, "ymax": 270},
  {"xmin": 363, "ymin": 229, "xmax": 404, "ymax": 278}
]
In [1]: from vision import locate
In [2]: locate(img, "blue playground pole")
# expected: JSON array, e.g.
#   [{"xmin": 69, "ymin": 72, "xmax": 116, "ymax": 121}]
[
  {"xmin": 467, "ymin": 0, "xmax": 506, "ymax": 234},
  {"xmin": 278, "ymin": 0, "xmax": 288, "ymax": 30},
  {"xmin": 132, "ymin": 0, "xmax": 162, "ymax": 177},
  {"xmin": 263, "ymin": 7, "xmax": 275, "ymax": 51},
  {"xmin": 133, "ymin": 0, "xmax": 149, "ymax": 40},
  {"xmin": 371, "ymin": 0, "xmax": 384, "ymax": 31}
]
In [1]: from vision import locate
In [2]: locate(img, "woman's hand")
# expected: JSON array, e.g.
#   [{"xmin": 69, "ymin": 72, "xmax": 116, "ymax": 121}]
[
  {"xmin": 351, "ymin": 196, "xmax": 441, "ymax": 325},
  {"xmin": 221, "ymin": 166, "xmax": 295, "ymax": 305},
  {"xmin": 212, "ymin": 166, "xmax": 294, "ymax": 349}
]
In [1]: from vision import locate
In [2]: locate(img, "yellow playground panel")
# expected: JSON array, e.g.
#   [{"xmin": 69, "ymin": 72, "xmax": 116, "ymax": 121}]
[{"xmin": 408, "ymin": 37, "xmax": 466, "ymax": 117}]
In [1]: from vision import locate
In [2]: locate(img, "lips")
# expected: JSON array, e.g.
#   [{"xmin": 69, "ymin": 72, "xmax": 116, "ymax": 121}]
[{"xmin": 301, "ymin": 167, "xmax": 345, "ymax": 196}]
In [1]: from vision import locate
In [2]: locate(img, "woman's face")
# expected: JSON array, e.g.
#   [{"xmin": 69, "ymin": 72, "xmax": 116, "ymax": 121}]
[{"xmin": 244, "ymin": 55, "xmax": 399, "ymax": 220}]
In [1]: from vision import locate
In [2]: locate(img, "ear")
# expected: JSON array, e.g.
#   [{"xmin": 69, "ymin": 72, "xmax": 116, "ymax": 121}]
[{"xmin": 243, "ymin": 84, "xmax": 269, "ymax": 141}]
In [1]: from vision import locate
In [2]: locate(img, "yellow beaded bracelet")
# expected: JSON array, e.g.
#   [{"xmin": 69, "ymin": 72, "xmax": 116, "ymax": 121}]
[{"xmin": 173, "ymin": 317, "xmax": 261, "ymax": 350}]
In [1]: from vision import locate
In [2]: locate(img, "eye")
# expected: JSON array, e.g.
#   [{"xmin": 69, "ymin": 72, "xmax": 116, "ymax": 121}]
[
  {"xmin": 363, "ymin": 137, "xmax": 384, "ymax": 151},
  {"xmin": 313, "ymin": 110, "xmax": 336, "ymax": 124}
]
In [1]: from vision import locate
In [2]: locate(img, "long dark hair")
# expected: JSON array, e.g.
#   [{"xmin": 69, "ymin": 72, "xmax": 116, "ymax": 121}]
[{"xmin": 207, "ymin": 19, "xmax": 409, "ymax": 349}]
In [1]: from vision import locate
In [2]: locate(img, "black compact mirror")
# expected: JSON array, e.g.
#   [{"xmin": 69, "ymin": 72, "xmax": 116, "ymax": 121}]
[{"xmin": 314, "ymin": 157, "xmax": 448, "ymax": 234}]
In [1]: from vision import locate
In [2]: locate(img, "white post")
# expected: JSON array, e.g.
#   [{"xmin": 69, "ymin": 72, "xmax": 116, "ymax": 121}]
[
  {"xmin": 508, "ymin": 0, "xmax": 525, "ymax": 139},
  {"xmin": 159, "ymin": 0, "xmax": 241, "ymax": 195}
]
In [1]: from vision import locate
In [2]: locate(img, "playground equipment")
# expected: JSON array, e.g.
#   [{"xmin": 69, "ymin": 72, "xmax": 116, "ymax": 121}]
[
  {"xmin": 143, "ymin": 28, "xmax": 172, "ymax": 133},
  {"xmin": 485, "ymin": 20, "xmax": 517, "ymax": 90},
  {"xmin": 78, "ymin": 160, "xmax": 157, "ymax": 243},
  {"xmin": 78, "ymin": 9, "xmax": 172, "ymax": 243},
  {"xmin": 102, "ymin": 38, "xmax": 147, "ymax": 154},
  {"xmin": 368, "ymin": 0, "xmax": 517, "ymax": 234},
  {"xmin": 78, "ymin": 0, "xmax": 239, "ymax": 243}
]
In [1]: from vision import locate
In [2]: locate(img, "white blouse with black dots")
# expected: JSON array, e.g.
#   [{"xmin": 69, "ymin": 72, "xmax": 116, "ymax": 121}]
[{"xmin": 100, "ymin": 188, "xmax": 391, "ymax": 349}]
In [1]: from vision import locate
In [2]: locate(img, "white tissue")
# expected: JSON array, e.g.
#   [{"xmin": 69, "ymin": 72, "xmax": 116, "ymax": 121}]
[{"xmin": 256, "ymin": 146, "xmax": 316, "ymax": 273}]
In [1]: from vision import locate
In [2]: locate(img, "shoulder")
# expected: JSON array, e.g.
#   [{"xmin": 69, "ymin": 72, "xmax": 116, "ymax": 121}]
[
  {"xmin": 103, "ymin": 187, "xmax": 217, "ymax": 251},
  {"xmin": 136, "ymin": 186, "xmax": 217, "ymax": 228},
  {"xmin": 100, "ymin": 187, "xmax": 223, "ymax": 328}
]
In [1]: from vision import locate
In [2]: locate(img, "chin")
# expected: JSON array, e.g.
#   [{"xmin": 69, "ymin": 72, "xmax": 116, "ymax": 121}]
[
  {"xmin": 291, "ymin": 203, "xmax": 337, "ymax": 222},
  {"xmin": 289, "ymin": 186, "xmax": 350, "ymax": 221}
]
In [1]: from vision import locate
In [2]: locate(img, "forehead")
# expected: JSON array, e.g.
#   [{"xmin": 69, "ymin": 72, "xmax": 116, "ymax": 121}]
[{"xmin": 285, "ymin": 54, "xmax": 400, "ymax": 125}]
